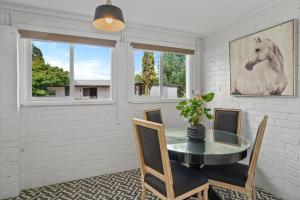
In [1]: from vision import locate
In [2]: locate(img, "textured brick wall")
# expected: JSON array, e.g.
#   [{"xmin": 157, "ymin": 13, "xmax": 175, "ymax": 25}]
[
  {"xmin": 0, "ymin": 25, "xmax": 20, "ymax": 198},
  {"xmin": 202, "ymin": 1, "xmax": 300, "ymax": 199},
  {"xmin": 17, "ymin": 31, "xmax": 194, "ymax": 189},
  {"xmin": 0, "ymin": 5, "xmax": 199, "ymax": 198}
]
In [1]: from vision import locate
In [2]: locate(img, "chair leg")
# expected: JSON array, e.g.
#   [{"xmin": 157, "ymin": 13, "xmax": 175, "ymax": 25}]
[
  {"xmin": 245, "ymin": 189, "xmax": 253, "ymax": 200},
  {"xmin": 141, "ymin": 184, "xmax": 146, "ymax": 200},
  {"xmin": 203, "ymin": 188, "xmax": 208, "ymax": 200},
  {"xmin": 252, "ymin": 184, "xmax": 256, "ymax": 200},
  {"xmin": 197, "ymin": 191, "xmax": 203, "ymax": 200}
]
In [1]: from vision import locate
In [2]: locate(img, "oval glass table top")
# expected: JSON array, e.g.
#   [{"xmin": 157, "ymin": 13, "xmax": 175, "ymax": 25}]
[{"xmin": 166, "ymin": 128, "xmax": 252, "ymax": 165}]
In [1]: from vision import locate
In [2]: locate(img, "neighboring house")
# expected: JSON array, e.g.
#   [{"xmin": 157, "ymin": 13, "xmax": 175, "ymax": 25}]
[
  {"xmin": 48, "ymin": 80, "xmax": 111, "ymax": 99},
  {"xmin": 152, "ymin": 85, "xmax": 178, "ymax": 98},
  {"xmin": 134, "ymin": 83, "xmax": 179, "ymax": 98},
  {"xmin": 74, "ymin": 80, "xmax": 110, "ymax": 99}
]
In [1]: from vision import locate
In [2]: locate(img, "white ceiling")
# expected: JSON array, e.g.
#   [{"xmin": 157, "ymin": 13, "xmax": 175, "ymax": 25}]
[{"xmin": 1, "ymin": 0, "xmax": 278, "ymax": 35}]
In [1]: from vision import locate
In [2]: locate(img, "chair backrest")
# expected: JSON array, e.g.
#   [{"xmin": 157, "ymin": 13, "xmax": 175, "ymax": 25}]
[
  {"xmin": 246, "ymin": 116, "xmax": 268, "ymax": 188},
  {"xmin": 132, "ymin": 118, "xmax": 173, "ymax": 188},
  {"xmin": 144, "ymin": 108, "xmax": 163, "ymax": 124},
  {"xmin": 213, "ymin": 108, "xmax": 242, "ymax": 135}
]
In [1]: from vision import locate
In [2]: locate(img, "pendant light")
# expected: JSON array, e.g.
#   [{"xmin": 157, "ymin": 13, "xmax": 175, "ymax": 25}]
[{"xmin": 93, "ymin": 0, "xmax": 125, "ymax": 32}]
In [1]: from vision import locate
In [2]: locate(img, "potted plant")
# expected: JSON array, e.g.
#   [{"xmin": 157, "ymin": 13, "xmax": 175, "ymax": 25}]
[{"xmin": 176, "ymin": 92, "xmax": 214, "ymax": 140}]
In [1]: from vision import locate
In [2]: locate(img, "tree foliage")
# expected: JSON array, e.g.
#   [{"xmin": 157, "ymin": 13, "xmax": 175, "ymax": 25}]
[
  {"xmin": 141, "ymin": 52, "xmax": 156, "ymax": 95},
  {"xmin": 135, "ymin": 74, "xmax": 142, "ymax": 83},
  {"xmin": 32, "ymin": 44, "xmax": 69, "ymax": 96},
  {"xmin": 162, "ymin": 53, "xmax": 186, "ymax": 97}
]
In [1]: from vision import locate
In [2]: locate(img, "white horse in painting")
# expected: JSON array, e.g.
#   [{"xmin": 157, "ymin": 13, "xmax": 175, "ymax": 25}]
[{"xmin": 232, "ymin": 37, "xmax": 287, "ymax": 95}]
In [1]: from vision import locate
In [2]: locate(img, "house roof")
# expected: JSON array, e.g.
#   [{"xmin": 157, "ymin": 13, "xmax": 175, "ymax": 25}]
[{"xmin": 74, "ymin": 80, "xmax": 110, "ymax": 86}]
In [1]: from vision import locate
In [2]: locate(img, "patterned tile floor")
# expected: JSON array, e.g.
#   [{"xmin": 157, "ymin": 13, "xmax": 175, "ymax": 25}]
[{"xmin": 7, "ymin": 169, "xmax": 281, "ymax": 200}]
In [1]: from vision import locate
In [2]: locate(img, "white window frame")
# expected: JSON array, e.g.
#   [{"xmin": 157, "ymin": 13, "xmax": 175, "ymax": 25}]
[
  {"xmin": 128, "ymin": 46, "xmax": 193, "ymax": 103},
  {"xmin": 19, "ymin": 38, "xmax": 116, "ymax": 106}
]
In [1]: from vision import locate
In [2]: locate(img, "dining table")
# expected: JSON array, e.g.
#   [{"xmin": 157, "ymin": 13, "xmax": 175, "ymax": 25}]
[{"xmin": 166, "ymin": 128, "xmax": 252, "ymax": 200}]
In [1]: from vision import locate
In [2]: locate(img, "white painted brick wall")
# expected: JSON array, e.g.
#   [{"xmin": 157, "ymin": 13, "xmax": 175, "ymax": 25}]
[
  {"xmin": 0, "ymin": 25, "xmax": 20, "ymax": 199},
  {"xmin": 0, "ymin": 4, "xmax": 199, "ymax": 198},
  {"xmin": 17, "ymin": 34, "xmax": 194, "ymax": 191},
  {"xmin": 202, "ymin": 1, "xmax": 300, "ymax": 199}
]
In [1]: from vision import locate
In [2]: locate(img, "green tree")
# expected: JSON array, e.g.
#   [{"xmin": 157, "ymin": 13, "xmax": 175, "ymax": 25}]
[
  {"xmin": 141, "ymin": 52, "xmax": 156, "ymax": 95},
  {"xmin": 162, "ymin": 53, "xmax": 186, "ymax": 97},
  {"xmin": 134, "ymin": 74, "xmax": 143, "ymax": 83},
  {"xmin": 32, "ymin": 44, "xmax": 45, "ymax": 66},
  {"xmin": 135, "ymin": 73, "xmax": 158, "ymax": 85},
  {"xmin": 32, "ymin": 44, "xmax": 69, "ymax": 96}
]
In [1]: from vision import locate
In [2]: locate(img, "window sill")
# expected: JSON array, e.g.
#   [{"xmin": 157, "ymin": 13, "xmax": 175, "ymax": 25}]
[
  {"xmin": 20, "ymin": 99, "xmax": 115, "ymax": 107},
  {"xmin": 128, "ymin": 98, "xmax": 188, "ymax": 104}
]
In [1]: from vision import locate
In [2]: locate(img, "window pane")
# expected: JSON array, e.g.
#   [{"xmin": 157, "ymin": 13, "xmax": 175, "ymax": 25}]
[
  {"xmin": 134, "ymin": 50, "xmax": 160, "ymax": 97},
  {"xmin": 162, "ymin": 53, "xmax": 187, "ymax": 98},
  {"xmin": 32, "ymin": 40, "xmax": 70, "ymax": 97},
  {"xmin": 74, "ymin": 44, "xmax": 111, "ymax": 100},
  {"xmin": 82, "ymin": 88, "xmax": 90, "ymax": 96}
]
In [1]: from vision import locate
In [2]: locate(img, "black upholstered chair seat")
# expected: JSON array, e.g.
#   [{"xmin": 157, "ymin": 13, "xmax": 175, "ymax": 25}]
[
  {"xmin": 202, "ymin": 163, "xmax": 249, "ymax": 187},
  {"xmin": 145, "ymin": 161, "xmax": 208, "ymax": 197}
]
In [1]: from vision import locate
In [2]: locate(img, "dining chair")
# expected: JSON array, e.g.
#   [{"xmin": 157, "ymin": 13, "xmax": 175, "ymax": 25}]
[
  {"xmin": 143, "ymin": 108, "xmax": 181, "ymax": 162},
  {"xmin": 213, "ymin": 108, "xmax": 242, "ymax": 135},
  {"xmin": 132, "ymin": 118, "xmax": 209, "ymax": 200},
  {"xmin": 202, "ymin": 115, "xmax": 268, "ymax": 200},
  {"xmin": 144, "ymin": 108, "xmax": 163, "ymax": 124}
]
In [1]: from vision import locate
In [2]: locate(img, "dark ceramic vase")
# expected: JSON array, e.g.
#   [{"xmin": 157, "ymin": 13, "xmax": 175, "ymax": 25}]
[{"xmin": 187, "ymin": 124, "xmax": 205, "ymax": 141}]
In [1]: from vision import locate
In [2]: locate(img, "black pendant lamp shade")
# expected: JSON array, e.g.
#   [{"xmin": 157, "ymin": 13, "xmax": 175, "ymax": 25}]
[{"xmin": 93, "ymin": 0, "xmax": 125, "ymax": 32}]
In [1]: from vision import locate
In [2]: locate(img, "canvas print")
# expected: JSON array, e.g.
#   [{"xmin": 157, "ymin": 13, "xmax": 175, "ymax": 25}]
[{"xmin": 230, "ymin": 20, "xmax": 296, "ymax": 96}]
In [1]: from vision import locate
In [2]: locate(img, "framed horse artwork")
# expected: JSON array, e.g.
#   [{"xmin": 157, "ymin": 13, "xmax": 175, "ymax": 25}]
[{"xmin": 230, "ymin": 20, "xmax": 296, "ymax": 96}]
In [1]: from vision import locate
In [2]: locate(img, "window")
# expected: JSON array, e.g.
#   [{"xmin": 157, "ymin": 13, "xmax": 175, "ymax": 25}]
[
  {"xmin": 31, "ymin": 41, "xmax": 111, "ymax": 101},
  {"xmin": 132, "ymin": 44, "xmax": 192, "ymax": 100},
  {"xmin": 82, "ymin": 88, "xmax": 97, "ymax": 99},
  {"xmin": 20, "ymin": 30, "xmax": 115, "ymax": 104},
  {"xmin": 31, "ymin": 40, "xmax": 70, "ymax": 97},
  {"xmin": 73, "ymin": 44, "xmax": 111, "ymax": 100}
]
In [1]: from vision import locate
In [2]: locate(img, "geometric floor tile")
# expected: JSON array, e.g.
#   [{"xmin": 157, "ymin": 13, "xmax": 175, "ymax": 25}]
[{"xmin": 6, "ymin": 169, "xmax": 281, "ymax": 200}]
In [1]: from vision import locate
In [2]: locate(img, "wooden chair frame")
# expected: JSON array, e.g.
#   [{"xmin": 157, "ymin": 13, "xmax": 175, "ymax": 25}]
[
  {"xmin": 132, "ymin": 118, "xmax": 209, "ymax": 200},
  {"xmin": 213, "ymin": 108, "xmax": 242, "ymax": 135},
  {"xmin": 208, "ymin": 116, "xmax": 268, "ymax": 200},
  {"xmin": 143, "ymin": 108, "xmax": 163, "ymax": 124}
]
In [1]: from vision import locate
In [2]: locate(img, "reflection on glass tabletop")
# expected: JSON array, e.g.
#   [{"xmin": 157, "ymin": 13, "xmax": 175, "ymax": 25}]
[{"xmin": 166, "ymin": 128, "xmax": 252, "ymax": 156}]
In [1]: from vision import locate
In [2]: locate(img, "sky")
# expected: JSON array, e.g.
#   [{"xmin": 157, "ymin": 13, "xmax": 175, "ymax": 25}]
[
  {"xmin": 33, "ymin": 40, "xmax": 161, "ymax": 80},
  {"xmin": 33, "ymin": 40, "xmax": 112, "ymax": 80}
]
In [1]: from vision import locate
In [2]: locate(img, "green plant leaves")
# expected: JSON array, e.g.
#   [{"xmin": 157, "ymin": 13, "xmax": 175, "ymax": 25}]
[
  {"xmin": 204, "ymin": 108, "xmax": 213, "ymax": 119},
  {"xmin": 176, "ymin": 92, "xmax": 215, "ymax": 125},
  {"xmin": 202, "ymin": 92, "xmax": 214, "ymax": 102}
]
